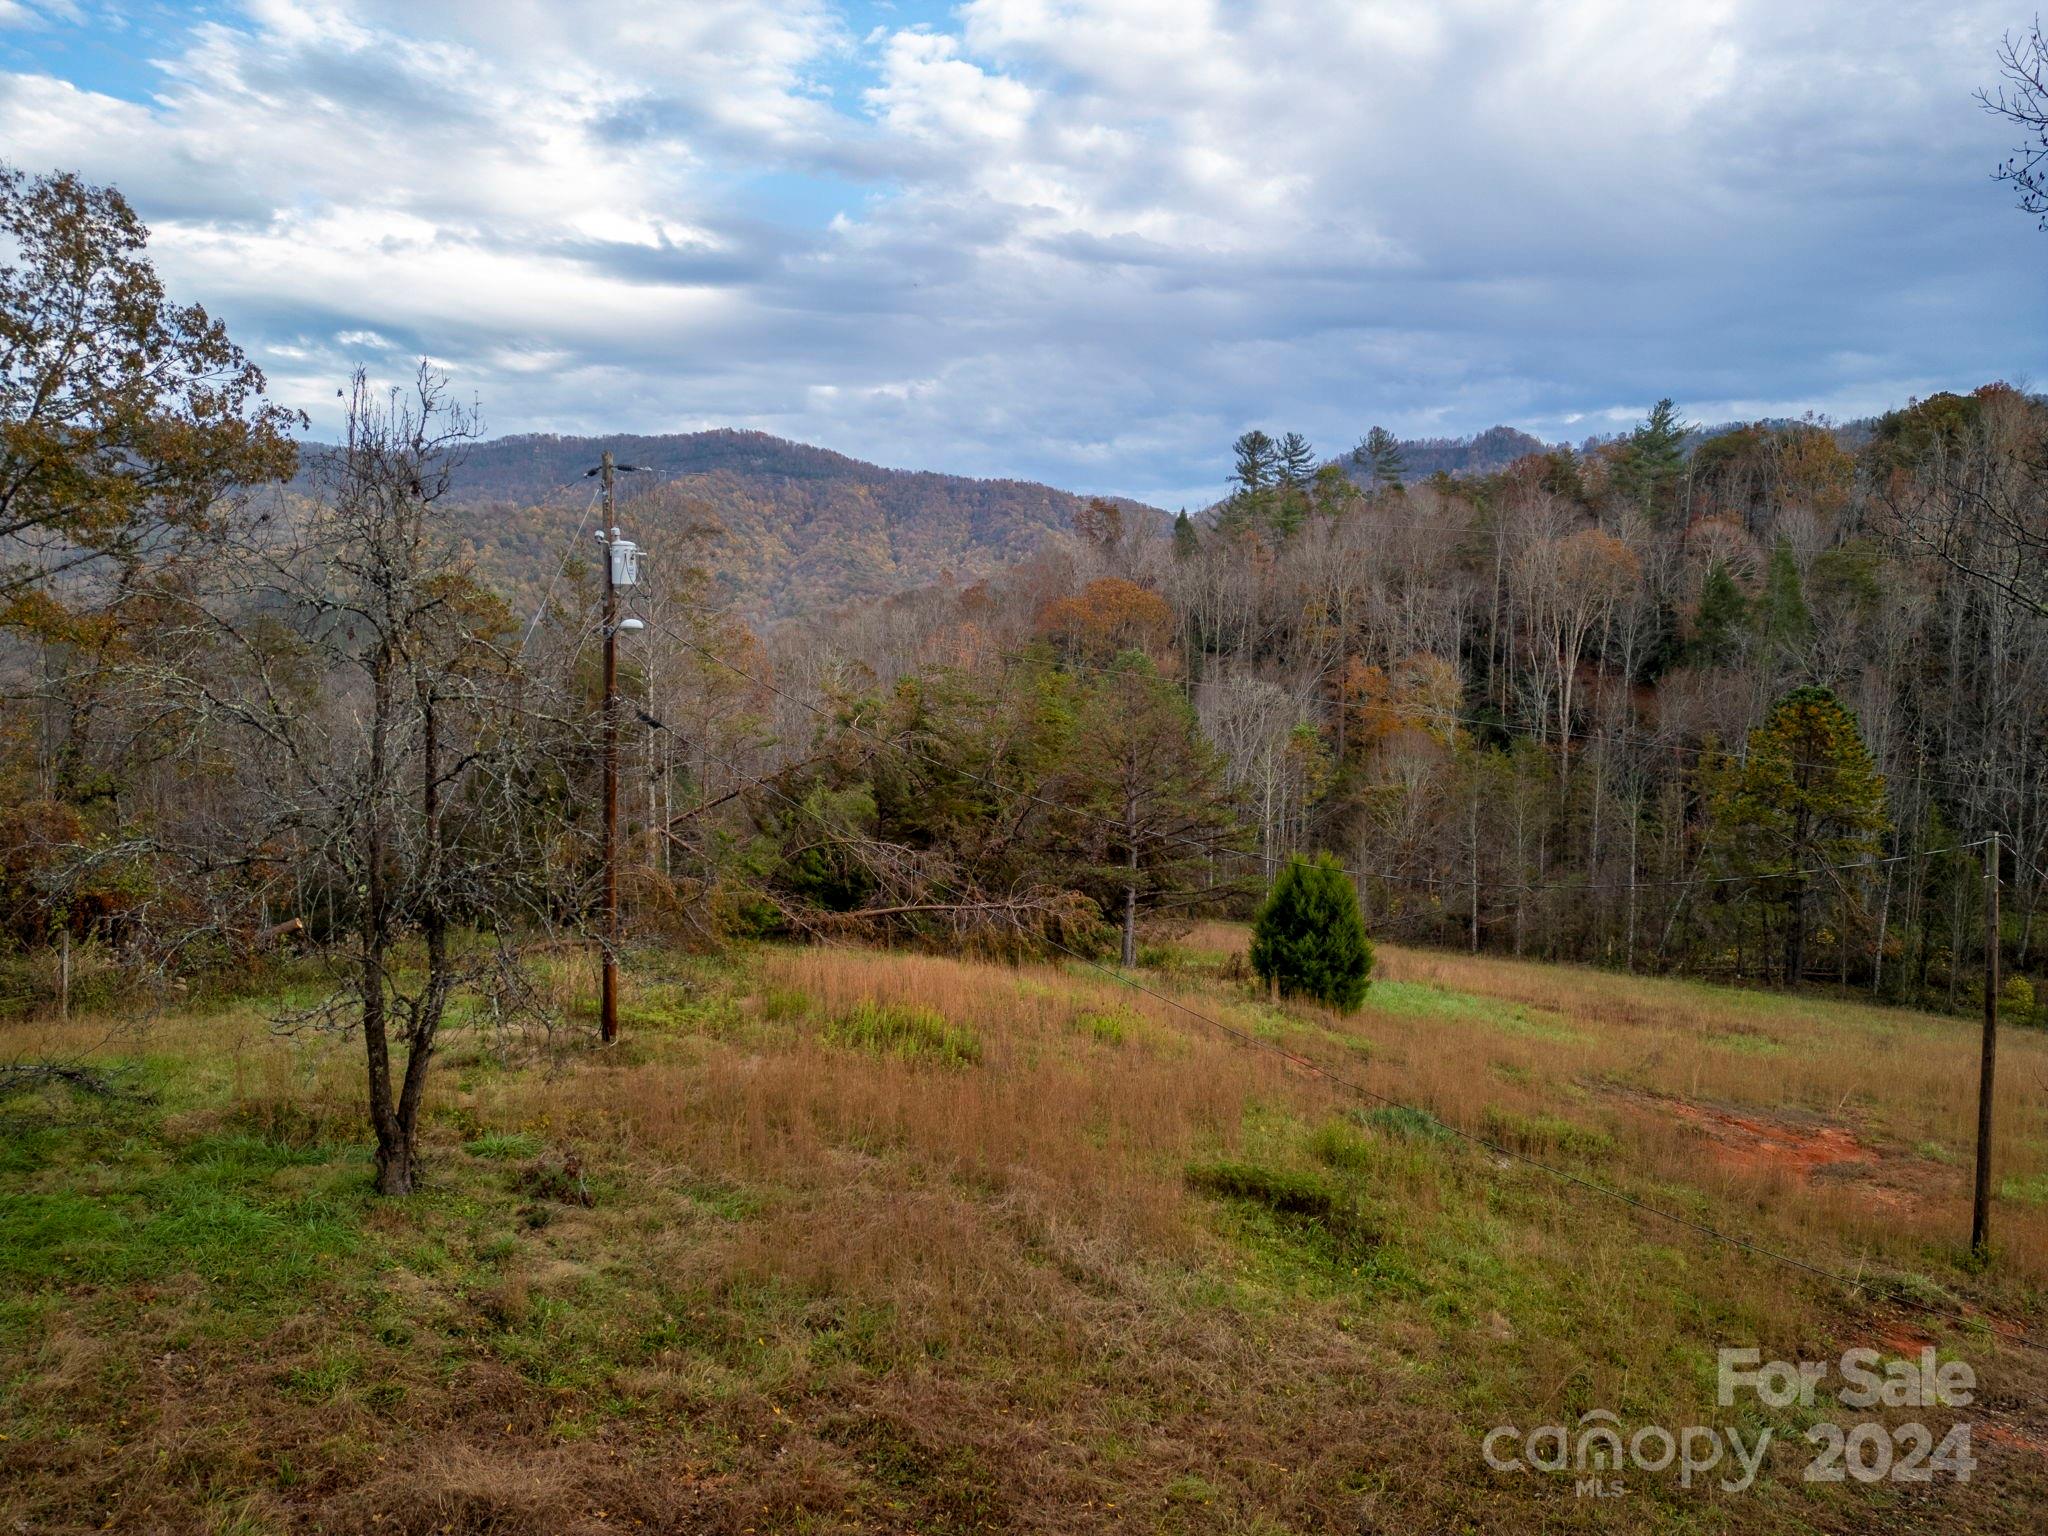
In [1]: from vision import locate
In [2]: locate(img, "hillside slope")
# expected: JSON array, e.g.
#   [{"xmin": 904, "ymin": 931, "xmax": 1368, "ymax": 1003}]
[
  {"xmin": 421, "ymin": 429, "xmax": 1146, "ymax": 618},
  {"xmin": 2, "ymin": 932, "xmax": 2041, "ymax": 1531}
]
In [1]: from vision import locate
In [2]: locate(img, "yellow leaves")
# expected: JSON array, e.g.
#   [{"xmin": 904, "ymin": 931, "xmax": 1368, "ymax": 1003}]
[
  {"xmin": 1338, "ymin": 652, "xmax": 1462, "ymax": 760},
  {"xmin": 1776, "ymin": 426, "xmax": 1854, "ymax": 518},
  {"xmin": 0, "ymin": 587, "xmax": 106, "ymax": 646},
  {"xmin": 1556, "ymin": 526, "xmax": 1640, "ymax": 600}
]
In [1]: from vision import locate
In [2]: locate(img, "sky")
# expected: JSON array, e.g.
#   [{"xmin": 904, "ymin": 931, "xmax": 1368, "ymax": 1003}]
[{"xmin": 2, "ymin": 0, "xmax": 2044, "ymax": 508}]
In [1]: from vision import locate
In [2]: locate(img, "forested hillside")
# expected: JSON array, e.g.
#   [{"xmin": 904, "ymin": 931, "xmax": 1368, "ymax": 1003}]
[
  {"xmin": 1336, "ymin": 424, "xmax": 1555, "ymax": 483},
  {"xmin": 7, "ymin": 157, "xmax": 2046, "ymax": 1052},
  {"xmin": 710, "ymin": 388, "xmax": 2045, "ymax": 1007},
  {"xmin": 356, "ymin": 424, "xmax": 1573, "ymax": 618},
  {"xmin": 17, "ymin": 375, "xmax": 2048, "ymax": 1015},
  {"xmin": 412, "ymin": 428, "xmax": 1155, "ymax": 618}
]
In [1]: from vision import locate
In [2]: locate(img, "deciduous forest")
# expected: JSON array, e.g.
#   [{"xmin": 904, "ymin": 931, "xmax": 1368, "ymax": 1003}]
[
  {"xmin": 675, "ymin": 389, "xmax": 2046, "ymax": 1013},
  {"xmin": 7, "ymin": 162, "xmax": 2046, "ymax": 1038}
]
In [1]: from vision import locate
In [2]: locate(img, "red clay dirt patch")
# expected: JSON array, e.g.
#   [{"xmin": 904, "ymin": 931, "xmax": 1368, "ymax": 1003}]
[
  {"xmin": 1859, "ymin": 1303, "xmax": 2039, "ymax": 1371},
  {"xmin": 1871, "ymin": 1318, "xmax": 1937, "ymax": 1357},
  {"xmin": 1983, "ymin": 1422, "xmax": 2048, "ymax": 1459},
  {"xmin": 1658, "ymin": 1098, "xmax": 1874, "ymax": 1181},
  {"xmin": 1613, "ymin": 1089, "xmax": 1937, "ymax": 1210}
]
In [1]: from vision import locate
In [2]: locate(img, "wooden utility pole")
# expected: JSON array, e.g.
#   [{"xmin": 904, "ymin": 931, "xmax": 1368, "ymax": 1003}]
[
  {"xmin": 1972, "ymin": 831, "xmax": 2000, "ymax": 1257},
  {"xmin": 1122, "ymin": 786, "xmax": 1139, "ymax": 969},
  {"xmin": 1469, "ymin": 795, "xmax": 1481, "ymax": 955},
  {"xmin": 599, "ymin": 451, "xmax": 620, "ymax": 1046}
]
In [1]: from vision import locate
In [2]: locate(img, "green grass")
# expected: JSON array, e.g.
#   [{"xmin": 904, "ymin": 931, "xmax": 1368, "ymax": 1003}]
[
  {"xmin": 1707, "ymin": 1029, "xmax": 1790, "ymax": 1055},
  {"xmin": 822, "ymin": 999, "xmax": 982, "ymax": 1066},
  {"xmin": 1069, "ymin": 1008, "xmax": 1133, "ymax": 1045},
  {"xmin": 465, "ymin": 1130, "xmax": 543, "ymax": 1160},
  {"xmin": 1184, "ymin": 1157, "xmax": 1380, "ymax": 1257},
  {"xmin": 755, "ymin": 983, "xmax": 812, "ymax": 1022},
  {"xmin": 1352, "ymin": 1103, "xmax": 1458, "ymax": 1143},
  {"xmin": 622, "ymin": 982, "xmax": 744, "ymax": 1038},
  {"xmin": 1307, "ymin": 1118, "xmax": 1378, "ymax": 1174},
  {"xmin": 0, "ymin": 1091, "xmax": 364, "ymax": 1305},
  {"xmin": 1365, "ymin": 979, "xmax": 1585, "ymax": 1042},
  {"xmin": 1478, "ymin": 1105, "xmax": 1618, "ymax": 1161},
  {"xmin": 1999, "ymin": 1171, "xmax": 2048, "ymax": 1205}
]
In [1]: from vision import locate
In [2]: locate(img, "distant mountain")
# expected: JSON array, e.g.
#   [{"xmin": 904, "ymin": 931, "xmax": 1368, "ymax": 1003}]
[
  {"xmin": 1338, "ymin": 425, "xmax": 1556, "ymax": 484},
  {"xmin": 407, "ymin": 429, "xmax": 1153, "ymax": 618}
]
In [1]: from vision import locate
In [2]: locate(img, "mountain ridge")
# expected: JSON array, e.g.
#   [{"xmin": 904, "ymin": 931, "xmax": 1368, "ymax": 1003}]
[
  {"xmin": 364, "ymin": 415, "xmax": 1875, "ymax": 617},
  {"xmin": 373, "ymin": 428, "xmax": 1161, "ymax": 619}
]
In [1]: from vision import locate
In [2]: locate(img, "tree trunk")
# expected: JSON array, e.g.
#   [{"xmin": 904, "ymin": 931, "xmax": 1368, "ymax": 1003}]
[
  {"xmin": 1468, "ymin": 793, "xmax": 1480, "ymax": 955},
  {"xmin": 1121, "ymin": 774, "xmax": 1140, "ymax": 968},
  {"xmin": 1948, "ymin": 878, "xmax": 1966, "ymax": 1008},
  {"xmin": 1873, "ymin": 859, "xmax": 1893, "ymax": 995},
  {"xmin": 2019, "ymin": 859, "xmax": 2039, "ymax": 969},
  {"xmin": 1839, "ymin": 888, "xmax": 1851, "ymax": 987},
  {"xmin": 1625, "ymin": 805, "xmax": 1639, "ymax": 973},
  {"xmin": 362, "ymin": 644, "xmax": 403, "ymax": 1193},
  {"xmin": 1784, "ymin": 879, "xmax": 1807, "ymax": 985},
  {"xmin": 375, "ymin": 1123, "xmax": 415, "ymax": 1197},
  {"xmin": 387, "ymin": 683, "xmax": 450, "ymax": 1198}
]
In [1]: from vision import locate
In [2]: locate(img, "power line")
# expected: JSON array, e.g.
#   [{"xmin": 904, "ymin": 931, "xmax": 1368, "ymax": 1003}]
[
  {"xmin": 516, "ymin": 485, "xmax": 602, "ymax": 657},
  {"xmin": 683, "ymin": 732, "xmax": 2045, "ymax": 1357}
]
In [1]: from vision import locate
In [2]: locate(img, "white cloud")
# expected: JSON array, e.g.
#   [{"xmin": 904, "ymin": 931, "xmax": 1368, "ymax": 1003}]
[
  {"xmin": 0, "ymin": 0, "xmax": 2040, "ymax": 498},
  {"xmin": 866, "ymin": 29, "xmax": 1034, "ymax": 145},
  {"xmin": 0, "ymin": 1, "xmax": 82, "ymax": 28}
]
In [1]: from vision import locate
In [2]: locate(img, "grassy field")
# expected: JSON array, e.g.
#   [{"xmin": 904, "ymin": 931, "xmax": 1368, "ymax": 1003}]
[{"xmin": 3, "ymin": 929, "xmax": 2046, "ymax": 1533}]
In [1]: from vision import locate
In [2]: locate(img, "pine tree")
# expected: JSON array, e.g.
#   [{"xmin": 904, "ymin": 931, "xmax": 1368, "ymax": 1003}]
[
  {"xmin": 1265, "ymin": 486, "xmax": 1307, "ymax": 542},
  {"xmin": 1231, "ymin": 430, "xmax": 1277, "ymax": 498},
  {"xmin": 1261, "ymin": 436, "xmax": 1310, "ymax": 544},
  {"xmin": 1276, "ymin": 431, "xmax": 1316, "ymax": 487},
  {"xmin": 1613, "ymin": 398, "xmax": 1690, "ymax": 517},
  {"xmin": 1310, "ymin": 461, "xmax": 1360, "ymax": 519},
  {"xmin": 1352, "ymin": 425, "xmax": 1405, "ymax": 490},
  {"xmin": 1756, "ymin": 540, "xmax": 1812, "ymax": 664},
  {"xmin": 1067, "ymin": 653, "xmax": 1247, "ymax": 966},
  {"xmin": 1249, "ymin": 853, "xmax": 1374, "ymax": 1010},
  {"xmin": 1540, "ymin": 447, "xmax": 1587, "ymax": 505},
  {"xmin": 1708, "ymin": 686, "xmax": 1888, "ymax": 984},
  {"xmin": 1171, "ymin": 508, "xmax": 1199, "ymax": 560},
  {"xmin": 1226, "ymin": 430, "xmax": 1279, "ymax": 533},
  {"xmin": 1688, "ymin": 562, "xmax": 1748, "ymax": 667}
]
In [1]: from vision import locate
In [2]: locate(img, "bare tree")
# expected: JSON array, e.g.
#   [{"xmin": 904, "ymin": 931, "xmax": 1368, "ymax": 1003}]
[
  {"xmin": 1981, "ymin": 19, "xmax": 2048, "ymax": 230},
  {"xmin": 163, "ymin": 367, "xmax": 569, "ymax": 1194},
  {"xmin": 1880, "ymin": 396, "xmax": 2048, "ymax": 617}
]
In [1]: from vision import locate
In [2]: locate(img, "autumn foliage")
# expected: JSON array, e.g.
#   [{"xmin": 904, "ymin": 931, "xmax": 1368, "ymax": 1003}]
[{"xmin": 1036, "ymin": 576, "xmax": 1175, "ymax": 662}]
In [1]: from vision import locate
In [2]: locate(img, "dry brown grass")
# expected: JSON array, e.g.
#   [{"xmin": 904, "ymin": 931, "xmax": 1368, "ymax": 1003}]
[
  {"xmin": 1185, "ymin": 922, "xmax": 2048, "ymax": 1286},
  {"xmin": 4, "ymin": 935, "xmax": 2046, "ymax": 1533}
]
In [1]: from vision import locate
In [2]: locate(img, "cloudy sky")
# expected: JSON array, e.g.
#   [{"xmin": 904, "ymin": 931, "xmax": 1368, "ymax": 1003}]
[{"xmin": 3, "ymin": 0, "xmax": 2043, "ymax": 505}]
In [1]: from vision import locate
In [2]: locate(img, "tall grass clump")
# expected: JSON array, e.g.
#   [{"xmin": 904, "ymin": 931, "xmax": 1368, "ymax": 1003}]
[
  {"xmin": 1185, "ymin": 1157, "xmax": 1380, "ymax": 1257},
  {"xmin": 823, "ymin": 1000, "xmax": 982, "ymax": 1066}
]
